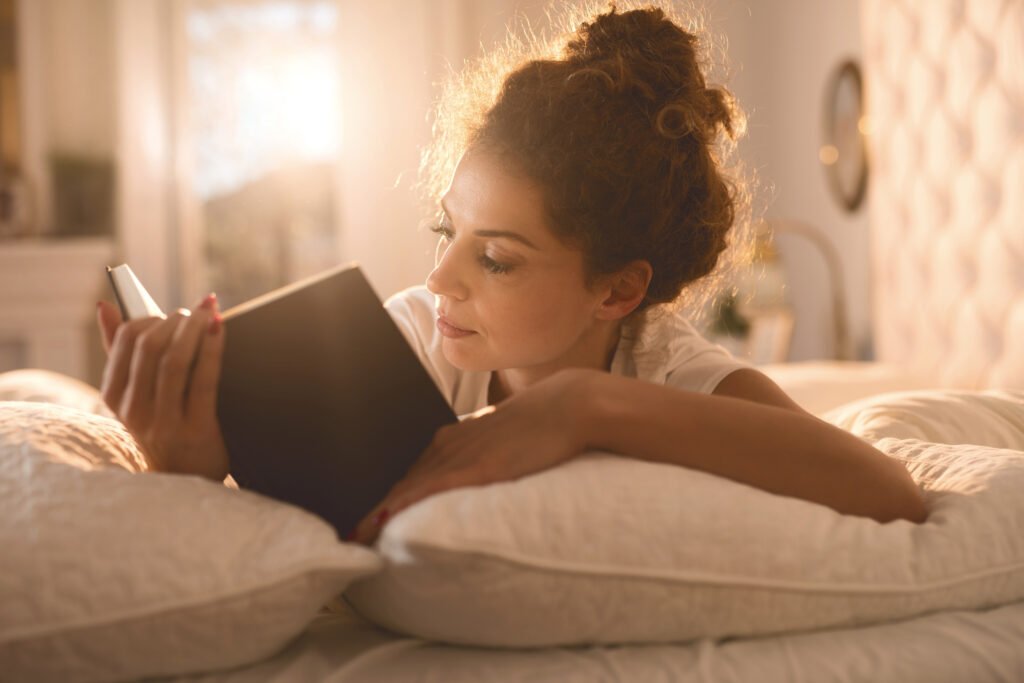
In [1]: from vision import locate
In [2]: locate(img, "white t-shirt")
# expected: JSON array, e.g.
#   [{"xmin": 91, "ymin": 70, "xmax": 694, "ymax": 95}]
[{"xmin": 384, "ymin": 285, "xmax": 753, "ymax": 416}]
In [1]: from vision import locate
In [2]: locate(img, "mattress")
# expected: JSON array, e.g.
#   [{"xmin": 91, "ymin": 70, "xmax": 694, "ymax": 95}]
[{"xmin": 159, "ymin": 597, "xmax": 1024, "ymax": 683}]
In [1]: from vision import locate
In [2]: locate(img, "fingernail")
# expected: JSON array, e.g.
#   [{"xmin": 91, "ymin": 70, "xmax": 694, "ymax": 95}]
[
  {"xmin": 372, "ymin": 509, "xmax": 390, "ymax": 527},
  {"xmin": 208, "ymin": 313, "xmax": 222, "ymax": 335},
  {"xmin": 200, "ymin": 292, "xmax": 217, "ymax": 310}
]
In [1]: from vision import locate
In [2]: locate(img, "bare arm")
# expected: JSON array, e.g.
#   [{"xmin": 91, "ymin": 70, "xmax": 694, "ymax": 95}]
[{"xmin": 575, "ymin": 370, "xmax": 928, "ymax": 524}]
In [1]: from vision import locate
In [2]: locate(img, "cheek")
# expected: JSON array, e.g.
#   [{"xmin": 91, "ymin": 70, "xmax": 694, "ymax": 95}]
[{"xmin": 482, "ymin": 279, "xmax": 594, "ymax": 350}]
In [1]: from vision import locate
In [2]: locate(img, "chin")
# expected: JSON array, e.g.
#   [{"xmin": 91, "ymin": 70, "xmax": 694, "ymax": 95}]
[{"xmin": 440, "ymin": 339, "xmax": 496, "ymax": 372}]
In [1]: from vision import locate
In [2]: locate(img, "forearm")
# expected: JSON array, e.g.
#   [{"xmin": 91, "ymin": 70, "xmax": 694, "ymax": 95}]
[{"xmin": 573, "ymin": 372, "xmax": 928, "ymax": 524}]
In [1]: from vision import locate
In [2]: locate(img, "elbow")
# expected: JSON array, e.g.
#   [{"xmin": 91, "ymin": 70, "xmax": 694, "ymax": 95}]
[
  {"xmin": 877, "ymin": 492, "xmax": 928, "ymax": 525},
  {"xmin": 897, "ymin": 487, "xmax": 929, "ymax": 524},
  {"xmin": 874, "ymin": 463, "xmax": 929, "ymax": 524}
]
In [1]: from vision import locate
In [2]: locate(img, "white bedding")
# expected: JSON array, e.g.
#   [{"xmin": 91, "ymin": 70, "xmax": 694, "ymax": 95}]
[
  {"xmin": 160, "ymin": 369, "xmax": 1023, "ymax": 682},
  {"xmin": 3, "ymin": 367, "xmax": 1023, "ymax": 682},
  {"xmin": 156, "ymin": 598, "xmax": 1024, "ymax": 683}
]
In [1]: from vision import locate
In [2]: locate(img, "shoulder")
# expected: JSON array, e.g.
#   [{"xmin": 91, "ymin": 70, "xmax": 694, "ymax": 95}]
[
  {"xmin": 711, "ymin": 366, "xmax": 810, "ymax": 414},
  {"xmin": 384, "ymin": 285, "xmax": 436, "ymax": 326},
  {"xmin": 624, "ymin": 306, "xmax": 754, "ymax": 395},
  {"xmin": 383, "ymin": 285, "xmax": 447, "ymax": 389},
  {"xmin": 383, "ymin": 285, "xmax": 490, "ymax": 415},
  {"xmin": 383, "ymin": 285, "xmax": 441, "ymax": 354}
]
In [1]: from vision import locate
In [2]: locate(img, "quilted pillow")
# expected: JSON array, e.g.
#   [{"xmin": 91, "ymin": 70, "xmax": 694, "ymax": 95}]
[
  {"xmin": 0, "ymin": 401, "xmax": 381, "ymax": 683},
  {"xmin": 344, "ymin": 390, "xmax": 1024, "ymax": 647}
]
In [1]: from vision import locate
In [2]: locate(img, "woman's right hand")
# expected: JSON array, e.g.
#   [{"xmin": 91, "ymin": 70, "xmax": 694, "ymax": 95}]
[{"xmin": 96, "ymin": 294, "xmax": 231, "ymax": 482}]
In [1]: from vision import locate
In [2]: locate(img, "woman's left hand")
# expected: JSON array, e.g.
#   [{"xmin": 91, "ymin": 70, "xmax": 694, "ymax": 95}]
[{"xmin": 349, "ymin": 368, "xmax": 595, "ymax": 545}]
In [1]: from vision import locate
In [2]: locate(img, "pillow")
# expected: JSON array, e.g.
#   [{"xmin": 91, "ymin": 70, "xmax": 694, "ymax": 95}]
[
  {"xmin": 822, "ymin": 389, "xmax": 1024, "ymax": 449},
  {"xmin": 0, "ymin": 401, "xmax": 382, "ymax": 683},
  {"xmin": 343, "ymin": 390, "xmax": 1024, "ymax": 648},
  {"xmin": 0, "ymin": 368, "xmax": 118, "ymax": 418}
]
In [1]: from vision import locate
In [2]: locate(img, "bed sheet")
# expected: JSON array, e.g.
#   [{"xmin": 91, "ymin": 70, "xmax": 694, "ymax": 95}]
[{"xmin": 158, "ymin": 598, "xmax": 1024, "ymax": 683}]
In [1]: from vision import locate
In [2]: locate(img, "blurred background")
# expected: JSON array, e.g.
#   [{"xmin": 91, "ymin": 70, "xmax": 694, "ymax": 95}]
[{"xmin": 0, "ymin": 0, "xmax": 870, "ymax": 387}]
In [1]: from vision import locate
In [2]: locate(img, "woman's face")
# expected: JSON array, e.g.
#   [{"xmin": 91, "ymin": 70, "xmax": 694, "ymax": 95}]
[{"xmin": 426, "ymin": 150, "xmax": 611, "ymax": 373}]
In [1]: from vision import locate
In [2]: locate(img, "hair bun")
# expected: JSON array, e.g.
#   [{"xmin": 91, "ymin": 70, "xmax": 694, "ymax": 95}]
[
  {"xmin": 567, "ymin": 5, "xmax": 681, "ymax": 63},
  {"xmin": 564, "ymin": 6, "xmax": 736, "ymax": 143}
]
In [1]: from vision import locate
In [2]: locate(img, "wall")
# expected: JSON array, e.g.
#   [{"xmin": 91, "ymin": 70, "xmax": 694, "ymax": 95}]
[
  {"xmin": 715, "ymin": 0, "xmax": 871, "ymax": 361},
  {"xmin": 11, "ymin": 0, "xmax": 872, "ymax": 380},
  {"xmin": 334, "ymin": 0, "xmax": 521, "ymax": 301},
  {"xmin": 509, "ymin": 0, "xmax": 872, "ymax": 361}
]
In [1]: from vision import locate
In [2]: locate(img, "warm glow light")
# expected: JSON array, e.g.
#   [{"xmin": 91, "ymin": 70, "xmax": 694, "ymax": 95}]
[
  {"xmin": 236, "ymin": 51, "xmax": 341, "ymax": 162},
  {"xmin": 188, "ymin": 2, "xmax": 341, "ymax": 200},
  {"xmin": 819, "ymin": 144, "xmax": 839, "ymax": 165}
]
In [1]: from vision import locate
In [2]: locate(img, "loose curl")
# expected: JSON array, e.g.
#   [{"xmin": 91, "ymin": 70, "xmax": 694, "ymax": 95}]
[{"xmin": 416, "ymin": 1, "xmax": 758, "ymax": 324}]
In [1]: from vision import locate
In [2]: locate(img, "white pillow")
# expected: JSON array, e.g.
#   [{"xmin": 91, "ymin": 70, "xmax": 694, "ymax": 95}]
[
  {"xmin": 0, "ymin": 401, "xmax": 382, "ymax": 683},
  {"xmin": 822, "ymin": 389, "xmax": 1024, "ymax": 449},
  {"xmin": 0, "ymin": 368, "xmax": 118, "ymax": 418},
  {"xmin": 344, "ymin": 391, "xmax": 1024, "ymax": 647}
]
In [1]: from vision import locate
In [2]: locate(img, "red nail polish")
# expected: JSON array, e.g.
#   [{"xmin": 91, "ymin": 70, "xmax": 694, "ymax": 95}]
[
  {"xmin": 200, "ymin": 293, "xmax": 217, "ymax": 310},
  {"xmin": 208, "ymin": 313, "xmax": 222, "ymax": 335},
  {"xmin": 372, "ymin": 509, "xmax": 390, "ymax": 527}
]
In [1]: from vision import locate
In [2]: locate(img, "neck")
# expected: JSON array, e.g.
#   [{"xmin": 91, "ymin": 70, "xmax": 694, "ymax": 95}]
[{"xmin": 489, "ymin": 319, "xmax": 624, "ymax": 404}]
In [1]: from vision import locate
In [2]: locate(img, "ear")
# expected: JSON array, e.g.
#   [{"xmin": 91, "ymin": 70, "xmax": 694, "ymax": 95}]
[{"xmin": 594, "ymin": 260, "xmax": 653, "ymax": 321}]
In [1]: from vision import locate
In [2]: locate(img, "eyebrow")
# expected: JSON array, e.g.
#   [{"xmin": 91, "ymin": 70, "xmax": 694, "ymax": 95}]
[{"xmin": 440, "ymin": 199, "xmax": 540, "ymax": 250}]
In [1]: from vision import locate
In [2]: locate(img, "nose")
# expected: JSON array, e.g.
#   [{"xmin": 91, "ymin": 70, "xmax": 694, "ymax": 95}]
[{"xmin": 426, "ymin": 240, "xmax": 469, "ymax": 301}]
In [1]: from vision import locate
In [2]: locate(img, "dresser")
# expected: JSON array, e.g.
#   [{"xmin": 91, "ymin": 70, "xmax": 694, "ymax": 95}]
[{"xmin": 0, "ymin": 237, "xmax": 117, "ymax": 385}]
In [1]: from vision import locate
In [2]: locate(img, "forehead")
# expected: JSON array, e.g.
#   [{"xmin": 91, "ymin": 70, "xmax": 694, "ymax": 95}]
[{"xmin": 442, "ymin": 151, "xmax": 558, "ymax": 245}]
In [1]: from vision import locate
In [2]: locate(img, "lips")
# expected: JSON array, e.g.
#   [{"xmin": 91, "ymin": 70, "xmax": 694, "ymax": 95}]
[
  {"xmin": 437, "ymin": 314, "xmax": 475, "ymax": 339},
  {"xmin": 440, "ymin": 313, "xmax": 471, "ymax": 331}
]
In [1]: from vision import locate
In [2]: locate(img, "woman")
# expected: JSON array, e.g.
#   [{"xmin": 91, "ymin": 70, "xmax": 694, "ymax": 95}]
[{"xmin": 96, "ymin": 4, "xmax": 927, "ymax": 545}]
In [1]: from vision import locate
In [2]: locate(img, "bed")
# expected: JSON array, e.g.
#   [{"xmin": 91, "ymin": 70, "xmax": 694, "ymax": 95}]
[{"xmin": 2, "ymin": 1, "xmax": 1023, "ymax": 681}]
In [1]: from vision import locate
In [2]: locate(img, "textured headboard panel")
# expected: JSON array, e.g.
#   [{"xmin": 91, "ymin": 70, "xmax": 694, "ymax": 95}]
[{"xmin": 862, "ymin": 0, "xmax": 1024, "ymax": 389}]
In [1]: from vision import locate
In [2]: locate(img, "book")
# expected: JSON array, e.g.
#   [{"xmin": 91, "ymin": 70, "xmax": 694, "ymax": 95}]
[
  {"xmin": 105, "ymin": 263, "xmax": 458, "ymax": 538},
  {"xmin": 106, "ymin": 265, "xmax": 166, "ymax": 320}
]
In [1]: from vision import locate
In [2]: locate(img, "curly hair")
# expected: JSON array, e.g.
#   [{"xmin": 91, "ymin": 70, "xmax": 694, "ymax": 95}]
[{"xmin": 416, "ymin": 0, "xmax": 757, "ymax": 323}]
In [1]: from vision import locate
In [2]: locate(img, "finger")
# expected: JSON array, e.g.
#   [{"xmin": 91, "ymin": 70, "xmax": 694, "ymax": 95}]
[
  {"xmin": 185, "ymin": 295, "xmax": 225, "ymax": 423},
  {"xmin": 96, "ymin": 301, "xmax": 123, "ymax": 355},
  {"xmin": 403, "ymin": 427, "xmax": 457, "ymax": 479},
  {"xmin": 101, "ymin": 317, "xmax": 163, "ymax": 417},
  {"xmin": 352, "ymin": 468, "xmax": 475, "ymax": 545},
  {"xmin": 387, "ymin": 475, "xmax": 462, "ymax": 517},
  {"xmin": 122, "ymin": 311, "xmax": 191, "ymax": 428},
  {"xmin": 348, "ymin": 441, "xmax": 450, "ymax": 541},
  {"xmin": 350, "ymin": 505, "xmax": 390, "ymax": 545},
  {"xmin": 156, "ymin": 295, "xmax": 217, "ymax": 421}
]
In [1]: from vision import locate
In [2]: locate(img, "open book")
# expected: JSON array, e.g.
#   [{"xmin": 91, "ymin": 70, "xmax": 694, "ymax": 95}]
[{"xmin": 106, "ymin": 263, "xmax": 458, "ymax": 538}]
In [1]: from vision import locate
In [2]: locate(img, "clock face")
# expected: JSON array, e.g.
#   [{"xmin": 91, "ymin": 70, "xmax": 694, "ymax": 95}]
[{"xmin": 822, "ymin": 61, "xmax": 868, "ymax": 213}]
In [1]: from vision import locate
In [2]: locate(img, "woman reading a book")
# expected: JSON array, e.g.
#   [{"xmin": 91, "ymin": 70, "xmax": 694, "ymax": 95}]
[{"xmin": 96, "ymin": 3, "xmax": 927, "ymax": 544}]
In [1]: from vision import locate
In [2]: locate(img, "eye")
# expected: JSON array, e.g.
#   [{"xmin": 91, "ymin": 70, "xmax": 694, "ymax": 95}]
[
  {"xmin": 429, "ymin": 222, "xmax": 454, "ymax": 241},
  {"xmin": 430, "ymin": 216, "xmax": 515, "ymax": 275},
  {"xmin": 479, "ymin": 254, "xmax": 513, "ymax": 275},
  {"xmin": 430, "ymin": 220, "xmax": 454, "ymax": 266}
]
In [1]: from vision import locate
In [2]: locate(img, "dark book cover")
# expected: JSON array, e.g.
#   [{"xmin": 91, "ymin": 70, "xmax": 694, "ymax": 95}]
[{"xmin": 109, "ymin": 262, "xmax": 458, "ymax": 538}]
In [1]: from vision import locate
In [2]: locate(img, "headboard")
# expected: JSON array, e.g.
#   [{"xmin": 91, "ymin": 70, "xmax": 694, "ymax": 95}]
[{"xmin": 862, "ymin": 0, "xmax": 1024, "ymax": 389}]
